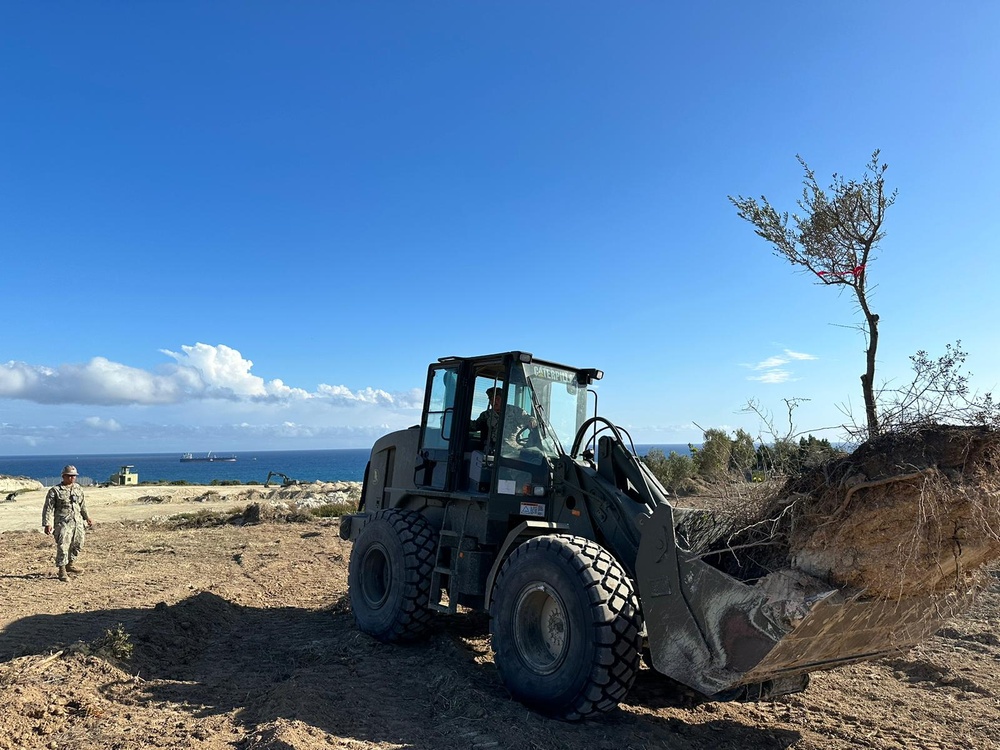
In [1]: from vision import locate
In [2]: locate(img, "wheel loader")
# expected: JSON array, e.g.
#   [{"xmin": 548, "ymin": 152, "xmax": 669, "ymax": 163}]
[{"xmin": 339, "ymin": 351, "xmax": 957, "ymax": 720}]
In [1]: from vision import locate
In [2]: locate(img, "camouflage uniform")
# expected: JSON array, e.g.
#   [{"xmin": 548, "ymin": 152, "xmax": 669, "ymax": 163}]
[
  {"xmin": 42, "ymin": 481, "xmax": 90, "ymax": 569},
  {"xmin": 474, "ymin": 404, "xmax": 533, "ymax": 455}
]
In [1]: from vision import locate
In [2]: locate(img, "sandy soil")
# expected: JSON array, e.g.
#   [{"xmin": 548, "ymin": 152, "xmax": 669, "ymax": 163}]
[
  {"xmin": 0, "ymin": 483, "xmax": 358, "ymax": 533},
  {"xmin": 1, "ymin": 487, "xmax": 998, "ymax": 750},
  {"xmin": 1, "ymin": 485, "xmax": 255, "ymax": 533}
]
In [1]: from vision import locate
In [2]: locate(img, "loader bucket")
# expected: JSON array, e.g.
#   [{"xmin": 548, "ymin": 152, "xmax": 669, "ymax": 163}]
[{"xmin": 636, "ymin": 503, "xmax": 968, "ymax": 698}]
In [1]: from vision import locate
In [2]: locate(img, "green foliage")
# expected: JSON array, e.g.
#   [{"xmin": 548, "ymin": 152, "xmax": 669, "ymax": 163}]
[
  {"xmin": 798, "ymin": 434, "xmax": 846, "ymax": 469},
  {"xmin": 691, "ymin": 429, "xmax": 733, "ymax": 480},
  {"xmin": 730, "ymin": 429, "xmax": 757, "ymax": 474},
  {"xmin": 645, "ymin": 428, "xmax": 848, "ymax": 490},
  {"xmin": 678, "ymin": 427, "xmax": 849, "ymax": 485},
  {"xmin": 642, "ymin": 448, "xmax": 696, "ymax": 494},
  {"xmin": 92, "ymin": 624, "xmax": 134, "ymax": 661},
  {"xmin": 756, "ymin": 434, "xmax": 845, "ymax": 475},
  {"xmin": 210, "ymin": 479, "xmax": 242, "ymax": 486},
  {"xmin": 309, "ymin": 503, "xmax": 353, "ymax": 518}
]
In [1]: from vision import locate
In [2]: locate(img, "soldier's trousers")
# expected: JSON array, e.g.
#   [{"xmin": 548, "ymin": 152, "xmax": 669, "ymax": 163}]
[{"xmin": 53, "ymin": 521, "xmax": 85, "ymax": 567}]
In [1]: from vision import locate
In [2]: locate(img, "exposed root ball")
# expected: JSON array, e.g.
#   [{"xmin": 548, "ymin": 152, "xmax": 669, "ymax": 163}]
[{"xmin": 719, "ymin": 426, "xmax": 1000, "ymax": 599}]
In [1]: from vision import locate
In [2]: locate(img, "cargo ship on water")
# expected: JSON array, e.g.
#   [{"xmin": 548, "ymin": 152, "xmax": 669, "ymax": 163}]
[{"xmin": 180, "ymin": 452, "xmax": 237, "ymax": 463}]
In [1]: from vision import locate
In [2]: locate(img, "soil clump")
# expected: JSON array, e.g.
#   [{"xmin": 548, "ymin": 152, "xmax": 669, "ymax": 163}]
[{"xmin": 711, "ymin": 425, "xmax": 1000, "ymax": 599}]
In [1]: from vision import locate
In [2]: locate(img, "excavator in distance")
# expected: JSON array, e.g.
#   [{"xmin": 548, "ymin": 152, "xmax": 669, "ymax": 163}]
[
  {"xmin": 264, "ymin": 471, "xmax": 300, "ymax": 488},
  {"xmin": 339, "ymin": 351, "xmax": 954, "ymax": 720}
]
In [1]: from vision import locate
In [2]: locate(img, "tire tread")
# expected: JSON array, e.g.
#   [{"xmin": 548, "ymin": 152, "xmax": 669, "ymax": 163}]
[
  {"xmin": 351, "ymin": 509, "xmax": 437, "ymax": 642},
  {"xmin": 491, "ymin": 534, "xmax": 642, "ymax": 720}
]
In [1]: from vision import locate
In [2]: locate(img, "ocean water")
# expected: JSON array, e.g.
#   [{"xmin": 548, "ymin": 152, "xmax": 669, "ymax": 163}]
[
  {"xmin": 0, "ymin": 444, "xmax": 692, "ymax": 487},
  {"xmin": 0, "ymin": 449, "xmax": 372, "ymax": 486}
]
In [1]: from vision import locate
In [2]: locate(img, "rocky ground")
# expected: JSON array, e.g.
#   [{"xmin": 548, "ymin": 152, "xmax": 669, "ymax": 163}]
[{"xmin": 0, "ymin": 483, "xmax": 998, "ymax": 749}]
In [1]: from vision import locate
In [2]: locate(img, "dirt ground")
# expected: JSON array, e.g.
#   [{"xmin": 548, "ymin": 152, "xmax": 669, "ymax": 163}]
[{"xmin": 1, "ymin": 486, "xmax": 998, "ymax": 750}]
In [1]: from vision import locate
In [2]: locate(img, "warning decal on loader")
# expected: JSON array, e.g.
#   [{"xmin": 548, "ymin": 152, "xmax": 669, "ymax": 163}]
[{"xmin": 520, "ymin": 502, "xmax": 546, "ymax": 518}]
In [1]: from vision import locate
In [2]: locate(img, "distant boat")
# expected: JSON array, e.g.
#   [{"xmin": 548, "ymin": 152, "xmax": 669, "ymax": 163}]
[{"xmin": 180, "ymin": 452, "xmax": 237, "ymax": 463}]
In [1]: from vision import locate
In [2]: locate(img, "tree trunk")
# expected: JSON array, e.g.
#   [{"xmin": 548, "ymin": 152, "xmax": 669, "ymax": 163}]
[{"xmin": 858, "ymin": 297, "xmax": 880, "ymax": 438}]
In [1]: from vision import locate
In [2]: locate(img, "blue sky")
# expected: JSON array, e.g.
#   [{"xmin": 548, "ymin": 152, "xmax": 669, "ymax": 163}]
[{"xmin": 2, "ymin": 2, "xmax": 998, "ymax": 455}]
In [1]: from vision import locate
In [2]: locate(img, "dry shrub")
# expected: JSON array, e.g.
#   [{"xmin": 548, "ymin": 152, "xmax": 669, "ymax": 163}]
[
  {"xmin": 165, "ymin": 508, "xmax": 236, "ymax": 528},
  {"xmin": 704, "ymin": 425, "xmax": 1000, "ymax": 599},
  {"xmin": 164, "ymin": 502, "xmax": 317, "ymax": 528},
  {"xmin": 234, "ymin": 502, "xmax": 313, "ymax": 525}
]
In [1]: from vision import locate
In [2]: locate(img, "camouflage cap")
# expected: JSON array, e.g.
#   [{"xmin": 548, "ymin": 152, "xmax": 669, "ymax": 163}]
[{"xmin": 61, "ymin": 465, "xmax": 78, "ymax": 476}]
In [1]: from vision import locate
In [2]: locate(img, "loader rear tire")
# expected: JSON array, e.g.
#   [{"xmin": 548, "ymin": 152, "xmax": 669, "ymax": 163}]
[
  {"xmin": 349, "ymin": 509, "xmax": 437, "ymax": 642},
  {"xmin": 489, "ymin": 535, "xmax": 642, "ymax": 720}
]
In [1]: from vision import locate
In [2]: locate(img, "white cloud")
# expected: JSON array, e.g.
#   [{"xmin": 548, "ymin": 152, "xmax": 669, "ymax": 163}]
[
  {"xmin": 1, "ymin": 344, "xmax": 416, "ymax": 409},
  {"xmin": 161, "ymin": 343, "xmax": 275, "ymax": 399},
  {"xmin": 748, "ymin": 370, "xmax": 793, "ymax": 384},
  {"xmin": 82, "ymin": 416, "xmax": 122, "ymax": 431},
  {"xmin": 0, "ymin": 344, "xmax": 430, "ymax": 453},
  {"xmin": 264, "ymin": 378, "xmax": 313, "ymax": 400},
  {"xmin": 316, "ymin": 384, "xmax": 423, "ymax": 408},
  {"xmin": 1, "ymin": 357, "xmax": 185, "ymax": 405},
  {"xmin": 743, "ymin": 348, "xmax": 817, "ymax": 384},
  {"xmin": 317, "ymin": 383, "xmax": 390, "ymax": 405},
  {"xmin": 753, "ymin": 356, "xmax": 789, "ymax": 370}
]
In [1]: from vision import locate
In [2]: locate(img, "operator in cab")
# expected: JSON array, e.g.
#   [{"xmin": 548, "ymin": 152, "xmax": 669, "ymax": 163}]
[{"xmin": 472, "ymin": 386, "xmax": 537, "ymax": 455}]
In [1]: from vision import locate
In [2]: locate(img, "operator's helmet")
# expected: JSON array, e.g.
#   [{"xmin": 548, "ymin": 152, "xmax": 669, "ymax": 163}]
[{"xmin": 62, "ymin": 465, "xmax": 78, "ymax": 476}]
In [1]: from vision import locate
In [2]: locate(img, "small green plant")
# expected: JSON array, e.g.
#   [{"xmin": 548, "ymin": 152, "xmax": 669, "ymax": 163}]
[
  {"xmin": 93, "ymin": 624, "xmax": 134, "ymax": 661},
  {"xmin": 310, "ymin": 503, "xmax": 352, "ymax": 518}
]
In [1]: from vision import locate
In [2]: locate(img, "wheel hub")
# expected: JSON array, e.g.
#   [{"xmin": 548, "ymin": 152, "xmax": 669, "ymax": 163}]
[
  {"xmin": 360, "ymin": 543, "xmax": 391, "ymax": 609},
  {"xmin": 512, "ymin": 583, "xmax": 568, "ymax": 674}
]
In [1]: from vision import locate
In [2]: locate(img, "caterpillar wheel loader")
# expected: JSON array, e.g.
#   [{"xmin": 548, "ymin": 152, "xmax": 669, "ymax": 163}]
[{"xmin": 339, "ymin": 351, "xmax": 955, "ymax": 720}]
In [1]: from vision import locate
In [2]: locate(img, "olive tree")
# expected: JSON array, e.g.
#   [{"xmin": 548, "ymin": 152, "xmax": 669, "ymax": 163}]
[
  {"xmin": 691, "ymin": 428, "xmax": 733, "ymax": 480},
  {"xmin": 729, "ymin": 151, "xmax": 895, "ymax": 438},
  {"xmin": 642, "ymin": 448, "xmax": 696, "ymax": 494}
]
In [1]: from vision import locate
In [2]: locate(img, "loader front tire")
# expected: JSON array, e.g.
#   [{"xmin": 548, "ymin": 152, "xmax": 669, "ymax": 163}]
[
  {"xmin": 349, "ymin": 509, "xmax": 437, "ymax": 642},
  {"xmin": 489, "ymin": 535, "xmax": 642, "ymax": 720}
]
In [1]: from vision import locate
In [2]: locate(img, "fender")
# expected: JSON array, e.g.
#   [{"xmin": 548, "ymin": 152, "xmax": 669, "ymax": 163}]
[{"xmin": 484, "ymin": 519, "xmax": 570, "ymax": 609}]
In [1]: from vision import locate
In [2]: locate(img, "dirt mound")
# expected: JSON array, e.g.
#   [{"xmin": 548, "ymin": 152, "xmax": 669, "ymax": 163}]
[
  {"xmin": 722, "ymin": 425, "xmax": 1000, "ymax": 599},
  {"xmin": 0, "ymin": 475, "xmax": 44, "ymax": 494},
  {"xmin": 130, "ymin": 592, "xmax": 245, "ymax": 678},
  {"xmin": 242, "ymin": 719, "xmax": 333, "ymax": 750},
  {"xmin": 0, "ymin": 653, "xmax": 136, "ymax": 750},
  {"xmin": 232, "ymin": 502, "xmax": 312, "ymax": 525},
  {"xmin": 136, "ymin": 494, "xmax": 171, "ymax": 503}
]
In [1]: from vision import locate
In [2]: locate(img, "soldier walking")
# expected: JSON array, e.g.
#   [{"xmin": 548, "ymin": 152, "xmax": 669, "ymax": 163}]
[{"xmin": 42, "ymin": 465, "xmax": 93, "ymax": 581}]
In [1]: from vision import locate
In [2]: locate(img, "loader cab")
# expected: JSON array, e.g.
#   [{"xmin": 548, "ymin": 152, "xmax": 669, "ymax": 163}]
[{"xmin": 416, "ymin": 351, "xmax": 597, "ymax": 500}]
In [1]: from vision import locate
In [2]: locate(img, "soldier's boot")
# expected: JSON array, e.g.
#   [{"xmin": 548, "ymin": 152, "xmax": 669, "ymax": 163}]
[
  {"xmin": 66, "ymin": 563, "xmax": 83, "ymax": 574},
  {"xmin": 57, "ymin": 566, "xmax": 69, "ymax": 581}
]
